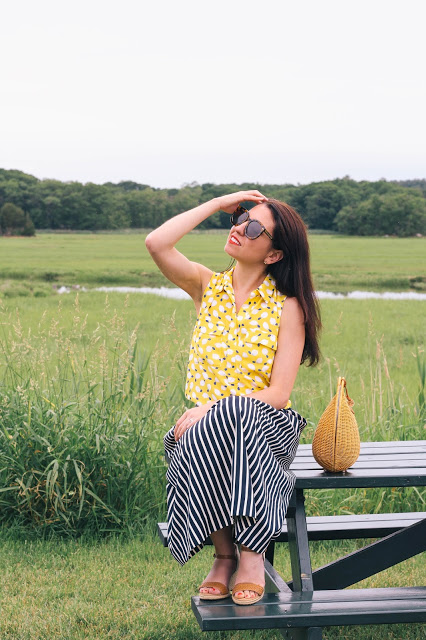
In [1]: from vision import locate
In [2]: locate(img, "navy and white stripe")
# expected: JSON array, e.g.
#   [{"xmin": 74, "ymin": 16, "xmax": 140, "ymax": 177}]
[{"xmin": 164, "ymin": 395, "xmax": 306, "ymax": 566}]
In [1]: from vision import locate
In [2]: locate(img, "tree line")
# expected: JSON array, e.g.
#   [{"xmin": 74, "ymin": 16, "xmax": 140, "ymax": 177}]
[{"xmin": 0, "ymin": 169, "xmax": 425, "ymax": 237}]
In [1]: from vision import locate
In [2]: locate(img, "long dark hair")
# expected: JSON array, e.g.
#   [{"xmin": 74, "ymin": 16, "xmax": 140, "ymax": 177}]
[{"xmin": 266, "ymin": 199, "xmax": 321, "ymax": 366}]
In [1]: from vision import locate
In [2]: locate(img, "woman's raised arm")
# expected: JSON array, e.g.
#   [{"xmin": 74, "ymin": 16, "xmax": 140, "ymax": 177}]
[{"xmin": 145, "ymin": 191, "xmax": 267, "ymax": 305}]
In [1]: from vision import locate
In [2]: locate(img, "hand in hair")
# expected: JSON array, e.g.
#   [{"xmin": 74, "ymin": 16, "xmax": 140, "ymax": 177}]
[{"xmin": 217, "ymin": 190, "xmax": 268, "ymax": 214}]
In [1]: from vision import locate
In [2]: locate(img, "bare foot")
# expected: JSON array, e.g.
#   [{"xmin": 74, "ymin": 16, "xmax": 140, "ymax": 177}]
[
  {"xmin": 199, "ymin": 554, "xmax": 237, "ymax": 597},
  {"xmin": 232, "ymin": 546, "xmax": 265, "ymax": 601}
]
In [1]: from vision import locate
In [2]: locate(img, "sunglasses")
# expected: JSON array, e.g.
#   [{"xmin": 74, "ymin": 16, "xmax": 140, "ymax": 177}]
[{"xmin": 230, "ymin": 205, "xmax": 273, "ymax": 240}]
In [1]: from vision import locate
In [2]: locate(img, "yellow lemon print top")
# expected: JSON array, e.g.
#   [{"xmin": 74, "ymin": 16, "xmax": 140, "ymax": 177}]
[{"xmin": 185, "ymin": 267, "xmax": 290, "ymax": 407}]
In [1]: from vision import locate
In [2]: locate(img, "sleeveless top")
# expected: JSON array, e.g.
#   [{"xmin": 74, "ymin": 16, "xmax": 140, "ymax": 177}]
[{"xmin": 185, "ymin": 267, "xmax": 290, "ymax": 407}]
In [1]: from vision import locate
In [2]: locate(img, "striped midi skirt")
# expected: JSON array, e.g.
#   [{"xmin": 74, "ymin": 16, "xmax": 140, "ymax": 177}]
[{"xmin": 164, "ymin": 395, "xmax": 306, "ymax": 566}]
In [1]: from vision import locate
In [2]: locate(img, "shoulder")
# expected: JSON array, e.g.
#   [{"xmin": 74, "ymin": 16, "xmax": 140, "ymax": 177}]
[
  {"xmin": 276, "ymin": 296, "xmax": 305, "ymax": 350},
  {"xmin": 282, "ymin": 296, "xmax": 305, "ymax": 324}
]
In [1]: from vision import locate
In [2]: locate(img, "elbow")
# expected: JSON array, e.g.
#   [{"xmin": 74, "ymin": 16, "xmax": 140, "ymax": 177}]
[
  {"xmin": 268, "ymin": 386, "xmax": 290, "ymax": 410},
  {"xmin": 280, "ymin": 396, "xmax": 290, "ymax": 410},
  {"xmin": 275, "ymin": 389, "xmax": 291, "ymax": 410},
  {"xmin": 145, "ymin": 232, "xmax": 156, "ymax": 256}
]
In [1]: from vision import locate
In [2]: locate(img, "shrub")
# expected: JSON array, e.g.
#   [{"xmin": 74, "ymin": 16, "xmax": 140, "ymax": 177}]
[
  {"xmin": 0, "ymin": 202, "xmax": 35, "ymax": 236},
  {"xmin": 336, "ymin": 191, "xmax": 426, "ymax": 236},
  {"xmin": 21, "ymin": 214, "xmax": 36, "ymax": 236}
]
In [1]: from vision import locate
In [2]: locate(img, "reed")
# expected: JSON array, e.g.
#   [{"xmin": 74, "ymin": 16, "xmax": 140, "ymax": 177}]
[
  {"xmin": 0, "ymin": 295, "xmax": 186, "ymax": 536},
  {"xmin": 0, "ymin": 294, "xmax": 424, "ymax": 536}
]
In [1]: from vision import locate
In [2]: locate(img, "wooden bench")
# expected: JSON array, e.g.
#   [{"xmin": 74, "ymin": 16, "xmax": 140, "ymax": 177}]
[
  {"xmin": 159, "ymin": 513, "xmax": 426, "ymax": 636},
  {"xmin": 158, "ymin": 511, "xmax": 426, "ymax": 547},
  {"xmin": 158, "ymin": 512, "xmax": 426, "ymax": 640},
  {"xmin": 192, "ymin": 587, "xmax": 426, "ymax": 632},
  {"xmin": 160, "ymin": 440, "xmax": 426, "ymax": 638}
]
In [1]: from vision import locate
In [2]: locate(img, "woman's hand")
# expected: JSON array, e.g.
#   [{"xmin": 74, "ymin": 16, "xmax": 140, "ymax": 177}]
[
  {"xmin": 216, "ymin": 190, "xmax": 268, "ymax": 215},
  {"xmin": 174, "ymin": 402, "xmax": 215, "ymax": 442}
]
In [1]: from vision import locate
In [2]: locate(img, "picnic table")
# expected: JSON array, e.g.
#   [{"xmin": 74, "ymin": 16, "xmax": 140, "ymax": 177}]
[{"xmin": 187, "ymin": 440, "xmax": 426, "ymax": 637}]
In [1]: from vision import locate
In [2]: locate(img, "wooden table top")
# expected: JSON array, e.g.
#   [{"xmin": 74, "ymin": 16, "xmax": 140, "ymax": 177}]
[{"xmin": 292, "ymin": 440, "xmax": 426, "ymax": 488}]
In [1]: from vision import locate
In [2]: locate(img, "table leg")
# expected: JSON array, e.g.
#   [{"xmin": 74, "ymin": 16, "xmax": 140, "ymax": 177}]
[
  {"xmin": 286, "ymin": 488, "xmax": 314, "ymax": 591},
  {"xmin": 282, "ymin": 489, "xmax": 322, "ymax": 639}
]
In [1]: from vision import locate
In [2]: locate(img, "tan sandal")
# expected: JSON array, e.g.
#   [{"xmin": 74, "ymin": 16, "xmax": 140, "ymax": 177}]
[
  {"xmin": 231, "ymin": 545, "xmax": 265, "ymax": 605},
  {"xmin": 199, "ymin": 551, "xmax": 238, "ymax": 601},
  {"xmin": 232, "ymin": 582, "xmax": 265, "ymax": 605}
]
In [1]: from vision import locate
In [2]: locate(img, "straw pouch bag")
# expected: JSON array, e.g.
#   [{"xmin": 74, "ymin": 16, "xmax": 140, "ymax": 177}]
[{"xmin": 312, "ymin": 377, "xmax": 360, "ymax": 472}]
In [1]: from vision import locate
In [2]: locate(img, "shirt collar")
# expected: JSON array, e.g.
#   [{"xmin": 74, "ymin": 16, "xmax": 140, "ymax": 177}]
[
  {"xmin": 257, "ymin": 273, "xmax": 278, "ymax": 303},
  {"xmin": 216, "ymin": 267, "xmax": 278, "ymax": 303}
]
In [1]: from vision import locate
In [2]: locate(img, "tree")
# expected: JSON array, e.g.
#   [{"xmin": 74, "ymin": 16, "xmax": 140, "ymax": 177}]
[
  {"xmin": 0, "ymin": 202, "xmax": 35, "ymax": 236},
  {"xmin": 336, "ymin": 191, "xmax": 426, "ymax": 236},
  {"xmin": 1, "ymin": 202, "xmax": 25, "ymax": 234},
  {"xmin": 304, "ymin": 183, "xmax": 346, "ymax": 229},
  {"xmin": 21, "ymin": 214, "xmax": 36, "ymax": 236}
]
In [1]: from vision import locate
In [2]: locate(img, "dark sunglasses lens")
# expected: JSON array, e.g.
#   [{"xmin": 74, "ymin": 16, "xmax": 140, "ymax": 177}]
[
  {"xmin": 231, "ymin": 209, "xmax": 249, "ymax": 226},
  {"xmin": 245, "ymin": 221, "xmax": 263, "ymax": 239}
]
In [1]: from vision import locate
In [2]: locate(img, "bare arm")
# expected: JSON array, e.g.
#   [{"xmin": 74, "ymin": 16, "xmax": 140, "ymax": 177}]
[
  {"xmin": 145, "ymin": 190, "xmax": 267, "ymax": 307},
  {"xmin": 246, "ymin": 297, "xmax": 305, "ymax": 409},
  {"xmin": 145, "ymin": 199, "xmax": 218, "ymax": 305}
]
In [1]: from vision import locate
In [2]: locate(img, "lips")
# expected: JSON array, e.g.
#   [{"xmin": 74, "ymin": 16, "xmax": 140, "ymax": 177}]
[{"xmin": 229, "ymin": 234, "xmax": 241, "ymax": 246}]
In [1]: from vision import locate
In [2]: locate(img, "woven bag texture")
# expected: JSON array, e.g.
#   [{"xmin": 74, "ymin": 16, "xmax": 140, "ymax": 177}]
[{"xmin": 312, "ymin": 377, "xmax": 360, "ymax": 472}]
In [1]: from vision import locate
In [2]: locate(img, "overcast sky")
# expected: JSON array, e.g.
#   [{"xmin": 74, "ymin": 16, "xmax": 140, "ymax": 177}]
[{"xmin": 1, "ymin": 0, "xmax": 425, "ymax": 188}]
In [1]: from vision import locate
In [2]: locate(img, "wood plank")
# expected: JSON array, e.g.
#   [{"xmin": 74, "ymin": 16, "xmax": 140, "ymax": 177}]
[
  {"xmin": 296, "ymin": 442, "xmax": 426, "ymax": 456},
  {"xmin": 264, "ymin": 558, "xmax": 292, "ymax": 593},
  {"xmin": 291, "ymin": 460, "xmax": 426, "ymax": 470},
  {"xmin": 308, "ymin": 519, "xmax": 426, "ymax": 590},
  {"xmin": 301, "ymin": 512, "xmax": 426, "ymax": 525},
  {"xmin": 157, "ymin": 522, "xmax": 168, "ymax": 546},
  {"xmin": 297, "ymin": 441, "xmax": 426, "ymax": 449},
  {"xmin": 158, "ymin": 513, "xmax": 426, "ymax": 549},
  {"xmin": 293, "ymin": 453, "xmax": 426, "ymax": 463},
  {"xmin": 197, "ymin": 586, "xmax": 426, "ymax": 604},
  {"xmin": 192, "ymin": 587, "xmax": 426, "ymax": 631},
  {"xmin": 294, "ymin": 467, "xmax": 426, "ymax": 489},
  {"xmin": 294, "ymin": 452, "xmax": 426, "ymax": 462}
]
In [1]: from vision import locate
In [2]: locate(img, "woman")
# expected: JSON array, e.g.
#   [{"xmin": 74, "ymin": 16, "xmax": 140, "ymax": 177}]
[{"xmin": 145, "ymin": 190, "xmax": 321, "ymax": 605}]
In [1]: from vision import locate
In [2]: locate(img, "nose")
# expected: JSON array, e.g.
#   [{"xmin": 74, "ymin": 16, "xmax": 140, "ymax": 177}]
[{"xmin": 233, "ymin": 222, "xmax": 246, "ymax": 236}]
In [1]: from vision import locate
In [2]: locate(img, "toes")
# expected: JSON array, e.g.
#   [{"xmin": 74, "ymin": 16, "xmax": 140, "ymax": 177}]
[
  {"xmin": 234, "ymin": 590, "xmax": 257, "ymax": 599},
  {"xmin": 234, "ymin": 590, "xmax": 253, "ymax": 599},
  {"xmin": 200, "ymin": 587, "xmax": 219, "ymax": 595}
]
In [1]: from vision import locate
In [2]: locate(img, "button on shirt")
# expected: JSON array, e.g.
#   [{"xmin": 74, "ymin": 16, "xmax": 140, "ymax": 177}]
[{"xmin": 185, "ymin": 267, "xmax": 290, "ymax": 407}]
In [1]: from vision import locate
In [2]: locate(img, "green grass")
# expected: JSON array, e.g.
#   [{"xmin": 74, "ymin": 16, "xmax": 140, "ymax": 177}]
[
  {"xmin": 0, "ymin": 293, "xmax": 424, "ymax": 535},
  {"xmin": 0, "ymin": 235, "xmax": 425, "ymax": 638},
  {"xmin": 0, "ymin": 233, "xmax": 425, "ymax": 293},
  {"xmin": 0, "ymin": 533, "xmax": 424, "ymax": 640},
  {"xmin": 1, "ymin": 293, "xmax": 423, "ymax": 429}
]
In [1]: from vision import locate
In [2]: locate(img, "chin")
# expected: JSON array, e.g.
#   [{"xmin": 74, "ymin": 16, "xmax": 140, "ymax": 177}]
[{"xmin": 224, "ymin": 242, "xmax": 238, "ymax": 258}]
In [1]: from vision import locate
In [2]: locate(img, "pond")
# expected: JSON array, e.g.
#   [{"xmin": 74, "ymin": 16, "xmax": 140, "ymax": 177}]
[{"xmin": 57, "ymin": 285, "xmax": 426, "ymax": 301}]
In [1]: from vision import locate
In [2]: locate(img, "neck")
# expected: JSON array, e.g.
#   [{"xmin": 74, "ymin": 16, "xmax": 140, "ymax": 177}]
[{"xmin": 232, "ymin": 262, "xmax": 268, "ymax": 295}]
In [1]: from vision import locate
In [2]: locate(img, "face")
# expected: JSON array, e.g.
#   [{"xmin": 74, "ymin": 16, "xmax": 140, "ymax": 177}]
[{"xmin": 225, "ymin": 204, "xmax": 278, "ymax": 265}]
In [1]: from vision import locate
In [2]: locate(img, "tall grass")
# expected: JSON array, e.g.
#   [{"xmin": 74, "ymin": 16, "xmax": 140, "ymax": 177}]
[
  {"xmin": 0, "ymin": 295, "xmax": 186, "ymax": 537},
  {"xmin": 0, "ymin": 294, "xmax": 424, "ymax": 536}
]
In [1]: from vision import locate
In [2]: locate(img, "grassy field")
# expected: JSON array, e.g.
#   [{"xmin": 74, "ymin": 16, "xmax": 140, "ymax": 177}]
[
  {"xmin": 1, "ymin": 292, "xmax": 424, "ymax": 438},
  {"xmin": 0, "ymin": 233, "xmax": 425, "ymax": 639},
  {"xmin": 0, "ymin": 292, "xmax": 424, "ymax": 533},
  {"xmin": 0, "ymin": 232, "xmax": 425, "ymax": 293},
  {"xmin": 0, "ymin": 533, "xmax": 425, "ymax": 640}
]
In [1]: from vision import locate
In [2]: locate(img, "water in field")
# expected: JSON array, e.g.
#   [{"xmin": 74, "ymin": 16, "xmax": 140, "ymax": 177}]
[{"xmin": 57, "ymin": 285, "xmax": 426, "ymax": 301}]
